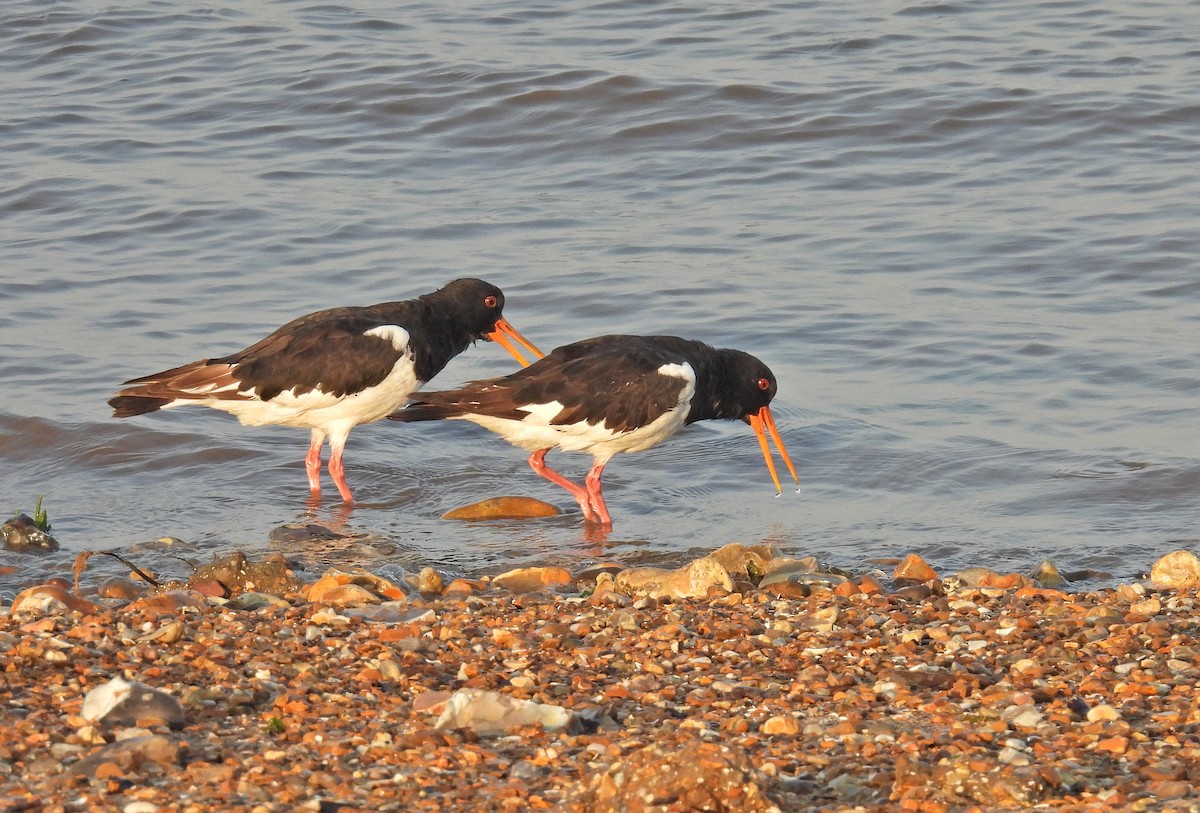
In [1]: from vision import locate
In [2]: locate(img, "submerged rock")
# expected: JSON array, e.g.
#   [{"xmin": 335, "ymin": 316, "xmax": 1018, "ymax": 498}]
[
  {"xmin": 442, "ymin": 496, "xmax": 562, "ymax": 520},
  {"xmin": 268, "ymin": 522, "xmax": 347, "ymax": 545},
  {"xmin": 2, "ymin": 514, "xmax": 59, "ymax": 552}
]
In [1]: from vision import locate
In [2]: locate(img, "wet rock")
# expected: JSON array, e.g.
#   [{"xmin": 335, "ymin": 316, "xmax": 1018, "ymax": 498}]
[
  {"xmin": 1028, "ymin": 559, "xmax": 1068, "ymax": 588},
  {"xmin": 126, "ymin": 590, "xmax": 208, "ymax": 615},
  {"xmin": 707, "ymin": 542, "xmax": 775, "ymax": 582},
  {"xmin": 305, "ymin": 567, "xmax": 406, "ymax": 605},
  {"xmin": 760, "ymin": 555, "xmax": 821, "ymax": 579},
  {"xmin": 573, "ymin": 563, "xmax": 625, "ymax": 586},
  {"xmin": 416, "ymin": 566, "xmax": 445, "ymax": 596},
  {"xmin": 188, "ymin": 550, "xmax": 302, "ymax": 597},
  {"xmin": 68, "ymin": 734, "xmax": 181, "ymax": 778},
  {"xmin": 11, "ymin": 584, "xmax": 103, "ymax": 616},
  {"xmin": 761, "ymin": 580, "xmax": 809, "ymax": 599},
  {"xmin": 758, "ymin": 570, "xmax": 845, "ymax": 595},
  {"xmin": 97, "ymin": 576, "xmax": 145, "ymax": 601},
  {"xmin": 614, "ymin": 557, "xmax": 733, "ymax": 599},
  {"xmin": 580, "ymin": 738, "xmax": 777, "ymax": 813},
  {"xmin": 309, "ymin": 582, "xmax": 383, "ymax": 608},
  {"xmin": 268, "ymin": 522, "xmax": 347, "ymax": 545},
  {"xmin": 948, "ymin": 567, "xmax": 994, "ymax": 587},
  {"xmin": 1149, "ymin": 550, "xmax": 1200, "ymax": 589},
  {"xmin": 2, "ymin": 513, "xmax": 59, "ymax": 552},
  {"xmin": 442, "ymin": 496, "xmax": 561, "ymax": 520},
  {"xmin": 434, "ymin": 689, "xmax": 578, "ymax": 736},
  {"xmin": 81, "ymin": 677, "xmax": 186, "ymax": 730},
  {"xmin": 443, "ymin": 578, "xmax": 484, "ymax": 598},
  {"xmin": 492, "ymin": 566, "xmax": 571, "ymax": 593},
  {"xmin": 893, "ymin": 553, "xmax": 938, "ymax": 582}
]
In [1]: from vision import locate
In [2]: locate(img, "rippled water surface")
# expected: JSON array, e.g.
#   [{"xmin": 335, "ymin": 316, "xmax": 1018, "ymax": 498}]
[{"xmin": 2, "ymin": 0, "xmax": 1198, "ymax": 593}]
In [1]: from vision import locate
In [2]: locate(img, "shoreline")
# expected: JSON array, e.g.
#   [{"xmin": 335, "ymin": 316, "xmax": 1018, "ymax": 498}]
[{"xmin": 3, "ymin": 544, "xmax": 1200, "ymax": 812}]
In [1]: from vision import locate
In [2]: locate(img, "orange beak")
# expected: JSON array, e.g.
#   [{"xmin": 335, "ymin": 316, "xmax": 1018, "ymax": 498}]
[
  {"xmin": 747, "ymin": 406, "xmax": 800, "ymax": 494},
  {"xmin": 485, "ymin": 317, "xmax": 544, "ymax": 367}
]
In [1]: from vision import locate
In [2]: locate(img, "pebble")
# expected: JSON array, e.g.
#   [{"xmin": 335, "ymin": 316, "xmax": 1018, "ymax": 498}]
[
  {"xmin": 492, "ymin": 566, "xmax": 571, "ymax": 593},
  {"xmin": 614, "ymin": 556, "xmax": 733, "ymax": 599},
  {"xmin": 1149, "ymin": 549, "xmax": 1200, "ymax": 588},
  {"xmin": 3, "ymin": 545, "xmax": 1200, "ymax": 811},
  {"xmin": 892, "ymin": 553, "xmax": 938, "ymax": 581},
  {"xmin": 81, "ymin": 677, "xmax": 187, "ymax": 730}
]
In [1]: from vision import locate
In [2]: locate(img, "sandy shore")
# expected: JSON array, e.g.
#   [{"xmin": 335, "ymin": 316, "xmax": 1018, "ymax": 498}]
[{"xmin": 2, "ymin": 543, "xmax": 1200, "ymax": 812}]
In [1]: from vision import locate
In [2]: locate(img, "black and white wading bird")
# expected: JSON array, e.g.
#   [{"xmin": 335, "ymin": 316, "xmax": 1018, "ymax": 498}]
[
  {"xmin": 109, "ymin": 278, "xmax": 542, "ymax": 504},
  {"xmin": 388, "ymin": 334, "xmax": 799, "ymax": 525}
]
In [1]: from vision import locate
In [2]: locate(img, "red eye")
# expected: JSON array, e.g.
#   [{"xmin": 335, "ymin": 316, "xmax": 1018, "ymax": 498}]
[
  {"xmin": 757, "ymin": 377, "xmax": 771, "ymax": 391},
  {"xmin": 483, "ymin": 295, "xmax": 498, "ymax": 308}
]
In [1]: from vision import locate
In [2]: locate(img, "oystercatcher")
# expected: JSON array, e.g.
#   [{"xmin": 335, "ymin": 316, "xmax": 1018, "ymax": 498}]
[
  {"xmin": 109, "ymin": 278, "xmax": 542, "ymax": 504},
  {"xmin": 388, "ymin": 334, "xmax": 799, "ymax": 525}
]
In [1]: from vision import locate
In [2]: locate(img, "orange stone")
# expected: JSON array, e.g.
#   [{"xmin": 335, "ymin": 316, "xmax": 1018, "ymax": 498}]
[
  {"xmin": 492, "ymin": 566, "xmax": 571, "ymax": 593},
  {"xmin": 11, "ymin": 584, "xmax": 104, "ymax": 616},
  {"xmin": 977, "ymin": 572, "xmax": 1031, "ymax": 590},
  {"xmin": 858, "ymin": 576, "xmax": 885, "ymax": 594},
  {"xmin": 442, "ymin": 496, "xmax": 561, "ymax": 520},
  {"xmin": 892, "ymin": 554, "xmax": 937, "ymax": 582}
]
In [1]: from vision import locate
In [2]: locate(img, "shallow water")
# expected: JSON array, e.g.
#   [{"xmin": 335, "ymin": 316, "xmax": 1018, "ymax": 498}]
[{"xmin": 2, "ymin": 0, "xmax": 1198, "ymax": 594}]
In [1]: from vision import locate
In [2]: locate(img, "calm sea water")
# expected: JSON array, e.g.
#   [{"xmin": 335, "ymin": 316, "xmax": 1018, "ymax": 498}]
[{"xmin": 2, "ymin": 0, "xmax": 1197, "ymax": 595}]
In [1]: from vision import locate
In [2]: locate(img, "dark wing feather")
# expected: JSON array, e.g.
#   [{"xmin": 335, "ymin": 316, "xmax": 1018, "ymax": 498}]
[
  {"xmin": 394, "ymin": 335, "xmax": 699, "ymax": 432},
  {"xmin": 218, "ymin": 312, "xmax": 410, "ymax": 400}
]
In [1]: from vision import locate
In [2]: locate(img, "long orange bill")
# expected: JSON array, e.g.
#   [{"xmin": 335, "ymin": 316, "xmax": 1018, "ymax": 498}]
[
  {"xmin": 748, "ymin": 405, "xmax": 800, "ymax": 494},
  {"xmin": 486, "ymin": 317, "xmax": 544, "ymax": 367}
]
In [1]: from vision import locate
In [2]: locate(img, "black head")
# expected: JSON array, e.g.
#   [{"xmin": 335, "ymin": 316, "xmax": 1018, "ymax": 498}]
[
  {"xmin": 711, "ymin": 347, "xmax": 799, "ymax": 493},
  {"xmin": 704, "ymin": 348, "xmax": 779, "ymax": 423},
  {"xmin": 428, "ymin": 278, "xmax": 507, "ymax": 338},
  {"xmin": 686, "ymin": 347, "xmax": 777, "ymax": 426}
]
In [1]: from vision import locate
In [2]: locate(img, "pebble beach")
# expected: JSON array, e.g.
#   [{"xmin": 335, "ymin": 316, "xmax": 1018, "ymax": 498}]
[{"xmin": 3, "ymin": 539, "xmax": 1200, "ymax": 813}]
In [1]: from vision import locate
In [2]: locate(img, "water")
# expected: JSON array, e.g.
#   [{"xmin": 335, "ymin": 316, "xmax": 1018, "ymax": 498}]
[{"xmin": 2, "ymin": 0, "xmax": 1197, "ymax": 594}]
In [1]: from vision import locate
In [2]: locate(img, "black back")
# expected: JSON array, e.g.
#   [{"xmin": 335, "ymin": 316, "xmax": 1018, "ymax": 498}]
[
  {"xmin": 222, "ymin": 278, "xmax": 508, "ymax": 400},
  {"xmin": 394, "ymin": 334, "xmax": 779, "ymax": 431}
]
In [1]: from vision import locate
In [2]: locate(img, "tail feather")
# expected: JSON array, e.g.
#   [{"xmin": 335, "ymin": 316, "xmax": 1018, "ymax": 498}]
[
  {"xmin": 109, "ymin": 359, "xmax": 245, "ymax": 417},
  {"xmin": 387, "ymin": 402, "xmax": 464, "ymax": 422},
  {"xmin": 109, "ymin": 394, "xmax": 173, "ymax": 417}
]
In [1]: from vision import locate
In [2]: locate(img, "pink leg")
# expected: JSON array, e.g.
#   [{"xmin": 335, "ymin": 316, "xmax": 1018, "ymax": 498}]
[
  {"xmin": 327, "ymin": 436, "xmax": 354, "ymax": 505},
  {"xmin": 528, "ymin": 449, "xmax": 596, "ymax": 522},
  {"xmin": 305, "ymin": 430, "xmax": 324, "ymax": 499},
  {"xmin": 583, "ymin": 463, "xmax": 612, "ymax": 526}
]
